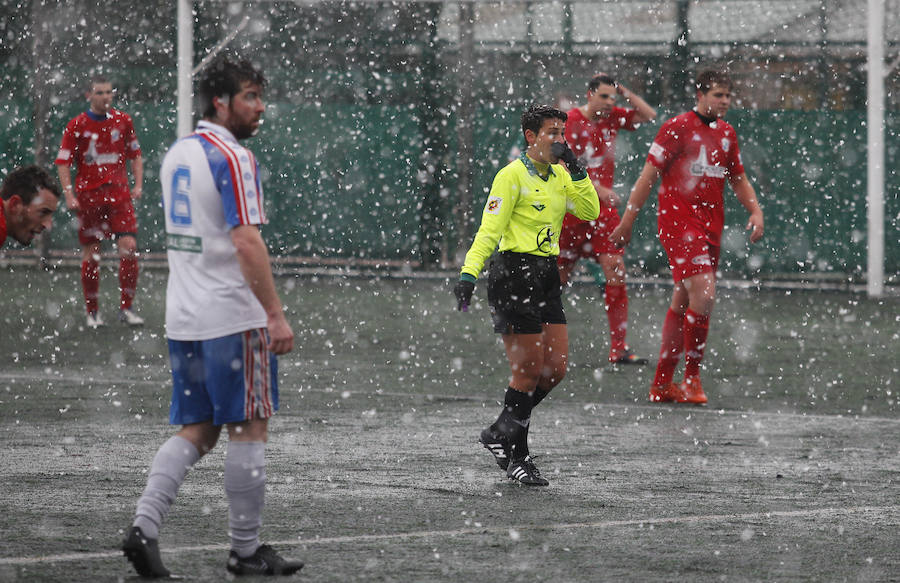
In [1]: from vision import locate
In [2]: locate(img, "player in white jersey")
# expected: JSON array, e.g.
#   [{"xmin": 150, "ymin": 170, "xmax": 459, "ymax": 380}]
[
  {"xmin": 162, "ymin": 119, "xmax": 269, "ymax": 339},
  {"xmin": 122, "ymin": 56, "xmax": 303, "ymax": 578}
]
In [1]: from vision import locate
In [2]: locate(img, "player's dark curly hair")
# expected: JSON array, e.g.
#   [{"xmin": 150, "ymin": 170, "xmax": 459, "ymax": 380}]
[
  {"xmin": 0, "ymin": 165, "xmax": 61, "ymax": 203},
  {"xmin": 521, "ymin": 104, "xmax": 567, "ymax": 142},
  {"xmin": 696, "ymin": 69, "xmax": 733, "ymax": 93},
  {"xmin": 198, "ymin": 55, "xmax": 267, "ymax": 119}
]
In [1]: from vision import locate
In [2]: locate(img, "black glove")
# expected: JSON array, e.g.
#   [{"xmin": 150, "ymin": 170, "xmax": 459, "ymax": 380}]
[
  {"xmin": 453, "ymin": 279, "xmax": 475, "ymax": 312},
  {"xmin": 551, "ymin": 142, "xmax": 586, "ymax": 179}
]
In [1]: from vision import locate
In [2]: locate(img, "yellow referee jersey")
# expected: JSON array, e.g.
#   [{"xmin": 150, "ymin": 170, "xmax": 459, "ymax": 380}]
[{"xmin": 461, "ymin": 154, "xmax": 600, "ymax": 280}]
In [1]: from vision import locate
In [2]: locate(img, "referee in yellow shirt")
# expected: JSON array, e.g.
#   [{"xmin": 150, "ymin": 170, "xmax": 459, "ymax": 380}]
[{"xmin": 454, "ymin": 104, "xmax": 600, "ymax": 485}]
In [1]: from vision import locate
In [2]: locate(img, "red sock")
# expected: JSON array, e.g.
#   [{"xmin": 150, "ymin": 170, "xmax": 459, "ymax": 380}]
[
  {"xmin": 81, "ymin": 259, "xmax": 100, "ymax": 314},
  {"xmin": 119, "ymin": 256, "xmax": 139, "ymax": 310},
  {"xmin": 604, "ymin": 283, "xmax": 628, "ymax": 357},
  {"xmin": 652, "ymin": 308, "xmax": 684, "ymax": 387},
  {"xmin": 684, "ymin": 308, "xmax": 711, "ymax": 378}
]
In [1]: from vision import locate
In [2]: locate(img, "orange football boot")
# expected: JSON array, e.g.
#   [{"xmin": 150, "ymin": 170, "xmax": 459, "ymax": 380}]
[
  {"xmin": 648, "ymin": 382, "xmax": 686, "ymax": 403},
  {"xmin": 678, "ymin": 375, "xmax": 708, "ymax": 404}
]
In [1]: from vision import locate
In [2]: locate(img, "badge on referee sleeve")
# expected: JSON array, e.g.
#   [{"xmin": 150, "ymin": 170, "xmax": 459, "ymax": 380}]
[{"xmin": 486, "ymin": 196, "xmax": 503, "ymax": 215}]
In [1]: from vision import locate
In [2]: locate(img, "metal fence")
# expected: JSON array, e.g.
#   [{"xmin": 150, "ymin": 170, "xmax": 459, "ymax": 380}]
[{"xmin": 1, "ymin": 0, "xmax": 897, "ymax": 278}]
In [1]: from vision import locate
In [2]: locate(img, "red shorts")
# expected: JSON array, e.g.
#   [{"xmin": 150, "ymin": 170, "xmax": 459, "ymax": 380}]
[
  {"xmin": 659, "ymin": 227, "xmax": 720, "ymax": 283},
  {"xmin": 76, "ymin": 184, "xmax": 137, "ymax": 245},
  {"xmin": 557, "ymin": 205, "xmax": 623, "ymax": 266}
]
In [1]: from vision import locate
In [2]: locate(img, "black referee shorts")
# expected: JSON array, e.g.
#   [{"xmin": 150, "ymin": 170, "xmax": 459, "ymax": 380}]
[{"xmin": 487, "ymin": 251, "xmax": 566, "ymax": 335}]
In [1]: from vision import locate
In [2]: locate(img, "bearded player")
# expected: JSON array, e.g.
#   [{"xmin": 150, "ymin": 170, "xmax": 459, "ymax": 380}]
[{"xmin": 122, "ymin": 56, "xmax": 303, "ymax": 578}]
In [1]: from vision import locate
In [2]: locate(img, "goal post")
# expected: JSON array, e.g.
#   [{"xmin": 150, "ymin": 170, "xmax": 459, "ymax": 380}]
[
  {"xmin": 867, "ymin": 0, "xmax": 886, "ymax": 298},
  {"xmin": 177, "ymin": 0, "xmax": 192, "ymax": 138}
]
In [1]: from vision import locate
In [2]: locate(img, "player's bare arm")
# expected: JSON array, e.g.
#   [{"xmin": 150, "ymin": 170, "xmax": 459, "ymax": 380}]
[
  {"xmin": 130, "ymin": 155, "xmax": 144, "ymax": 200},
  {"xmin": 595, "ymin": 183, "xmax": 619, "ymax": 207},
  {"xmin": 56, "ymin": 165, "xmax": 79, "ymax": 211},
  {"xmin": 609, "ymin": 162, "xmax": 660, "ymax": 247},
  {"xmin": 230, "ymin": 224, "xmax": 294, "ymax": 355},
  {"xmin": 730, "ymin": 173, "xmax": 765, "ymax": 243},
  {"xmin": 617, "ymin": 84, "xmax": 657, "ymax": 124}
]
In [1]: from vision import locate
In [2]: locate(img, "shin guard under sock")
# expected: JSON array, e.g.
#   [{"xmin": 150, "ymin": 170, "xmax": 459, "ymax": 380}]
[
  {"xmin": 492, "ymin": 387, "xmax": 534, "ymax": 461},
  {"xmin": 81, "ymin": 259, "xmax": 100, "ymax": 314},
  {"xmin": 119, "ymin": 255, "xmax": 139, "ymax": 310},
  {"xmin": 225, "ymin": 441, "xmax": 266, "ymax": 558},
  {"xmin": 134, "ymin": 435, "xmax": 200, "ymax": 539},
  {"xmin": 653, "ymin": 308, "xmax": 684, "ymax": 387},
  {"xmin": 684, "ymin": 309, "xmax": 711, "ymax": 378},
  {"xmin": 605, "ymin": 284, "xmax": 629, "ymax": 356}
]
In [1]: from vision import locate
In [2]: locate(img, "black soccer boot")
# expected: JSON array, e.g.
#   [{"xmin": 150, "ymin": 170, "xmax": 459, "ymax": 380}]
[
  {"xmin": 226, "ymin": 544, "xmax": 304, "ymax": 576},
  {"xmin": 479, "ymin": 426, "xmax": 511, "ymax": 471},
  {"xmin": 507, "ymin": 455, "xmax": 549, "ymax": 486},
  {"xmin": 122, "ymin": 526, "xmax": 171, "ymax": 578}
]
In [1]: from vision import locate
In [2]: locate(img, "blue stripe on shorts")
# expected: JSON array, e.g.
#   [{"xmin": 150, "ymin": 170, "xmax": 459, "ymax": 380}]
[{"xmin": 167, "ymin": 329, "xmax": 279, "ymax": 426}]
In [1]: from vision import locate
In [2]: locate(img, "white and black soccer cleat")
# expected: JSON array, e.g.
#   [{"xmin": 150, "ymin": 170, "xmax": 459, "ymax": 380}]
[
  {"xmin": 507, "ymin": 455, "xmax": 549, "ymax": 486},
  {"xmin": 479, "ymin": 426, "xmax": 510, "ymax": 471}
]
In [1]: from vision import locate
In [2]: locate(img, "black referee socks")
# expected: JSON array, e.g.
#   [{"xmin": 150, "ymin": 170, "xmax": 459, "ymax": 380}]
[
  {"xmin": 492, "ymin": 387, "xmax": 533, "ymax": 461},
  {"xmin": 531, "ymin": 387, "xmax": 550, "ymax": 408}
]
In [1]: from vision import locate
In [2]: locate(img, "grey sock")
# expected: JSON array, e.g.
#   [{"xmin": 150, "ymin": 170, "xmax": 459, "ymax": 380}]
[
  {"xmin": 225, "ymin": 441, "xmax": 266, "ymax": 558},
  {"xmin": 133, "ymin": 435, "xmax": 200, "ymax": 539}
]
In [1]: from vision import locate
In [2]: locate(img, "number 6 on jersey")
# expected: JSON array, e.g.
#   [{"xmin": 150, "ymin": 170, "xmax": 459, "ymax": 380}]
[{"xmin": 169, "ymin": 166, "xmax": 192, "ymax": 226}]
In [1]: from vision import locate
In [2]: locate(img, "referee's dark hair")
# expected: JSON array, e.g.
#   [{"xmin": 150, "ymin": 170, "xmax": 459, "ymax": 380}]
[
  {"xmin": 588, "ymin": 74, "xmax": 617, "ymax": 92},
  {"xmin": 198, "ymin": 55, "xmax": 267, "ymax": 120},
  {"xmin": 521, "ymin": 104, "xmax": 567, "ymax": 142}
]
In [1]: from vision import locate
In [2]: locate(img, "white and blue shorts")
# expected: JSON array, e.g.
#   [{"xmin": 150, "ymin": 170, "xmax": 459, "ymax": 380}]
[{"xmin": 167, "ymin": 328, "xmax": 279, "ymax": 426}]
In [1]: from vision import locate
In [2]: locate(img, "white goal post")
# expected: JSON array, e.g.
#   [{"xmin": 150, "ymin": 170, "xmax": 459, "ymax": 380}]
[{"xmin": 867, "ymin": 0, "xmax": 886, "ymax": 298}]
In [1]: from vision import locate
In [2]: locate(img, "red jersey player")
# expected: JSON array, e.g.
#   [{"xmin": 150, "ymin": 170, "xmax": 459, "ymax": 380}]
[
  {"xmin": 610, "ymin": 69, "xmax": 764, "ymax": 405},
  {"xmin": 1, "ymin": 165, "xmax": 61, "ymax": 248},
  {"xmin": 558, "ymin": 74, "xmax": 657, "ymax": 365},
  {"xmin": 56, "ymin": 75, "xmax": 145, "ymax": 328}
]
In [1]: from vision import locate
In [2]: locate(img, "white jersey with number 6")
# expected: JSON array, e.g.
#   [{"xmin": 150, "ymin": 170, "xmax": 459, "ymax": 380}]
[{"xmin": 160, "ymin": 120, "xmax": 268, "ymax": 341}]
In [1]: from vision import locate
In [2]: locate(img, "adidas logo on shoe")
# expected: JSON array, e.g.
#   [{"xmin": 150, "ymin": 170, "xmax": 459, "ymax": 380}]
[
  {"xmin": 479, "ymin": 426, "xmax": 510, "ymax": 471},
  {"xmin": 507, "ymin": 455, "xmax": 549, "ymax": 486}
]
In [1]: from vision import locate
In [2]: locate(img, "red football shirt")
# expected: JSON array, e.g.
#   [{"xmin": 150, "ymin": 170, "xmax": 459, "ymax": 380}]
[
  {"xmin": 0, "ymin": 202, "xmax": 7, "ymax": 246},
  {"xmin": 647, "ymin": 110, "xmax": 745, "ymax": 246},
  {"xmin": 563, "ymin": 106, "xmax": 638, "ymax": 231},
  {"xmin": 55, "ymin": 109, "xmax": 141, "ymax": 192},
  {"xmin": 565, "ymin": 106, "xmax": 638, "ymax": 190}
]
